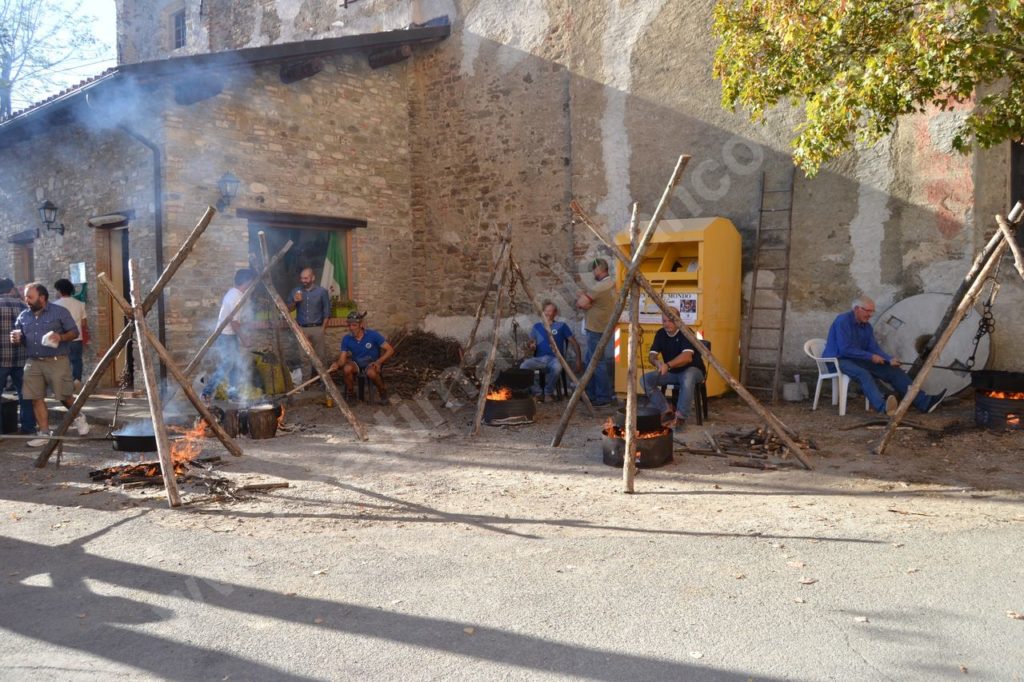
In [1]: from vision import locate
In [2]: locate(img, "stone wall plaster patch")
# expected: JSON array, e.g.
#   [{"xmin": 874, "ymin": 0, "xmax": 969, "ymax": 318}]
[{"xmin": 848, "ymin": 135, "xmax": 898, "ymax": 307}]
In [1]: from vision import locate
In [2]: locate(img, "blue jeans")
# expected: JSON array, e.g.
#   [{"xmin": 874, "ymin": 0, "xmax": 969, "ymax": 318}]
[
  {"xmin": 68, "ymin": 341, "xmax": 84, "ymax": 381},
  {"xmin": 838, "ymin": 359, "xmax": 930, "ymax": 413},
  {"xmin": 642, "ymin": 366, "xmax": 705, "ymax": 418},
  {"xmin": 0, "ymin": 366, "xmax": 35, "ymax": 433},
  {"xmin": 520, "ymin": 356, "xmax": 561, "ymax": 396},
  {"xmin": 584, "ymin": 329, "xmax": 615, "ymax": 404}
]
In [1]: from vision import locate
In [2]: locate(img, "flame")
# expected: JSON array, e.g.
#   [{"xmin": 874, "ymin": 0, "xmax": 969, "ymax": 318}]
[
  {"xmin": 277, "ymin": 404, "xmax": 286, "ymax": 429},
  {"xmin": 1008, "ymin": 414, "xmax": 1020, "ymax": 427},
  {"xmin": 486, "ymin": 387, "xmax": 513, "ymax": 400},
  {"xmin": 983, "ymin": 389, "xmax": 1024, "ymax": 400},
  {"xmin": 601, "ymin": 418, "xmax": 670, "ymax": 439},
  {"xmin": 169, "ymin": 420, "xmax": 207, "ymax": 466}
]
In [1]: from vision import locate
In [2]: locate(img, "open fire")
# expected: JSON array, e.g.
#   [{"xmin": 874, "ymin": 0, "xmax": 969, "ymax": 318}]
[
  {"xmin": 601, "ymin": 418, "xmax": 670, "ymax": 440},
  {"xmin": 982, "ymin": 389, "xmax": 1024, "ymax": 400},
  {"xmin": 600, "ymin": 417, "xmax": 673, "ymax": 469},
  {"xmin": 486, "ymin": 386, "xmax": 513, "ymax": 400},
  {"xmin": 973, "ymin": 371, "xmax": 1024, "ymax": 430}
]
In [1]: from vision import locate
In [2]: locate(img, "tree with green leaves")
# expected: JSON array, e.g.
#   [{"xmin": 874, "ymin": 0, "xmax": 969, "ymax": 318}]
[
  {"xmin": 1, "ymin": 0, "xmax": 106, "ymax": 119},
  {"xmin": 712, "ymin": 0, "xmax": 1024, "ymax": 175}
]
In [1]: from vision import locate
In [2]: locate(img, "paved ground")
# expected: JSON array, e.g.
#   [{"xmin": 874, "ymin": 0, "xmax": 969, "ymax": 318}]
[{"xmin": 1, "ymin": 393, "xmax": 1022, "ymax": 680}]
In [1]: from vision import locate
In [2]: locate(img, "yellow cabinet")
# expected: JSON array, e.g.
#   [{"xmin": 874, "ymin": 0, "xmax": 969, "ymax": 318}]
[{"xmin": 613, "ymin": 217, "xmax": 741, "ymax": 397}]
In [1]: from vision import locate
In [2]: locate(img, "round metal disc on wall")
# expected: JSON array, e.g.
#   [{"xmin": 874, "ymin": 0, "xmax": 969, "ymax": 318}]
[{"xmin": 874, "ymin": 293, "xmax": 991, "ymax": 397}]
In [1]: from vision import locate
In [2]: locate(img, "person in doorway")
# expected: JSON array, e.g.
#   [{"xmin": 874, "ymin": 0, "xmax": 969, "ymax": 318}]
[
  {"xmin": 641, "ymin": 308, "xmax": 706, "ymax": 428},
  {"xmin": 519, "ymin": 300, "xmax": 583, "ymax": 402},
  {"xmin": 327, "ymin": 311, "xmax": 394, "ymax": 405},
  {"xmin": 53, "ymin": 278, "xmax": 88, "ymax": 391},
  {"xmin": 0, "ymin": 278, "xmax": 34, "ymax": 435},
  {"xmin": 11, "ymin": 283, "xmax": 89, "ymax": 446},
  {"xmin": 201, "ymin": 269, "xmax": 257, "ymax": 402},
  {"xmin": 824, "ymin": 295, "xmax": 947, "ymax": 415},
  {"xmin": 287, "ymin": 267, "xmax": 331, "ymax": 381},
  {"xmin": 576, "ymin": 257, "xmax": 617, "ymax": 406}
]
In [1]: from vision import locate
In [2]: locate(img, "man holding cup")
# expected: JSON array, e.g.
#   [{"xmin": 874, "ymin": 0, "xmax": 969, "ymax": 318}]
[
  {"xmin": 287, "ymin": 267, "xmax": 331, "ymax": 381},
  {"xmin": 11, "ymin": 283, "xmax": 89, "ymax": 446}
]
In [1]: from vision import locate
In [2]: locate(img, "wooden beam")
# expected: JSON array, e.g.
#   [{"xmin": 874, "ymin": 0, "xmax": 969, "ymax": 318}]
[
  {"xmin": 995, "ymin": 213, "xmax": 1024, "ymax": 281},
  {"xmin": 623, "ymin": 203, "xmax": 640, "ymax": 493},
  {"xmin": 98, "ymin": 273, "xmax": 244, "ymax": 459},
  {"xmin": 129, "ymin": 260, "xmax": 181, "ymax": 508},
  {"xmin": 463, "ymin": 227, "xmax": 512, "ymax": 368},
  {"xmin": 471, "ymin": 245, "xmax": 511, "ymax": 436}
]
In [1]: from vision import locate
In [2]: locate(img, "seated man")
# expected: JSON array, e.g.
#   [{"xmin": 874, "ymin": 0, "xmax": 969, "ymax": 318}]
[
  {"xmin": 519, "ymin": 300, "xmax": 583, "ymax": 402},
  {"xmin": 328, "ymin": 311, "xmax": 394, "ymax": 405},
  {"xmin": 641, "ymin": 307, "xmax": 705, "ymax": 428},
  {"xmin": 824, "ymin": 295, "xmax": 946, "ymax": 415}
]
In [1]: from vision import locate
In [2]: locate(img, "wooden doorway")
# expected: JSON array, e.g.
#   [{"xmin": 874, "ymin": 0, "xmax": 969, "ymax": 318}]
[{"xmin": 96, "ymin": 226, "xmax": 135, "ymax": 389}]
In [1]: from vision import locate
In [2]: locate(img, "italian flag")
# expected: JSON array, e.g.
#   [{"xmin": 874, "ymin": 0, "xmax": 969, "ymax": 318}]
[{"xmin": 321, "ymin": 232, "xmax": 347, "ymax": 297}]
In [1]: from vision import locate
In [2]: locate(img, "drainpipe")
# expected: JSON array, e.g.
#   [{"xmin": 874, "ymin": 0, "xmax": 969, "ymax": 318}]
[{"xmin": 117, "ymin": 123, "xmax": 167, "ymax": 379}]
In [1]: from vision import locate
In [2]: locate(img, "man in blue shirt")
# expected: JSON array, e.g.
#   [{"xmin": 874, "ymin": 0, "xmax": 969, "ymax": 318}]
[
  {"xmin": 824, "ymin": 295, "xmax": 946, "ymax": 415},
  {"xmin": 328, "ymin": 311, "xmax": 394, "ymax": 405},
  {"xmin": 11, "ymin": 283, "xmax": 89, "ymax": 445},
  {"xmin": 519, "ymin": 301, "xmax": 583, "ymax": 401},
  {"xmin": 287, "ymin": 268, "xmax": 332, "ymax": 381}
]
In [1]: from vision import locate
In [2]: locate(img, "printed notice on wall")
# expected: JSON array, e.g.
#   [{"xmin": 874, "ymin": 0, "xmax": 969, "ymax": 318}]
[
  {"xmin": 69, "ymin": 262, "xmax": 87, "ymax": 285},
  {"xmin": 630, "ymin": 292, "xmax": 698, "ymax": 325}
]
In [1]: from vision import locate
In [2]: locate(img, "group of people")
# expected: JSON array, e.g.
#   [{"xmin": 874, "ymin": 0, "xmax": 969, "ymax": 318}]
[
  {"xmin": 204, "ymin": 268, "xmax": 394, "ymax": 405},
  {"xmin": 1, "ymin": 278, "xmax": 90, "ymax": 445}
]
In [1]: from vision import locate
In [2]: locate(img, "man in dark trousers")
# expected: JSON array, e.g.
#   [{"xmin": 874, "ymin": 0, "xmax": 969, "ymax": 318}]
[
  {"xmin": 824, "ymin": 295, "xmax": 946, "ymax": 415},
  {"xmin": 0, "ymin": 278, "xmax": 34, "ymax": 435},
  {"xmin": 287, "ymin": 267, "xmax": 331, "ymax": 381},
  {"xmin": 641, "ymin": 307, "xmax": 706, "ymax": 428}
]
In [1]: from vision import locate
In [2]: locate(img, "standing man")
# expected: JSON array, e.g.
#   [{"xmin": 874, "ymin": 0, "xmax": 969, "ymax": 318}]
[
  {"xmin": 287, "ymin": 267, "xmax": 331, "ymax": 381},
  {"xmin": 576, "ymin": 257, "xmax": 617, "ymax": 406},
  {"xmin": 519, "ymin": 300, "xmax": 583, "ymax": 402},
  {"xmin": 824, "ymin": 295, "xmax": 946, "ymax": 415},
  {"xmin": 327, "ymin": 311, "xmax": 394, "ymax": 405},
  {"xmin": 0, "ymin": 278, "xmax": 34, "ymax": 435},
  {"xmin": 641, "ymin": 308, "xmax": 706, "ymax": 428},
  {"xmin": 53, "ymin": 278, "xmax": 88, "ymax": 391},
  {"xmin": 11, "ymin": 283, "xmax": 89, "ymax": 446},
  {"xmin": 202, "ymin": 269, "xmax": 257, "ymax": 402}
]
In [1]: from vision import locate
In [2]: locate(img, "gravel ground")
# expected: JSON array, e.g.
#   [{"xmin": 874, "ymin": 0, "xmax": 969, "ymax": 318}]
[{"xmin": 1, "ymin": 393, "xmax": 1022, "ymax": 680}]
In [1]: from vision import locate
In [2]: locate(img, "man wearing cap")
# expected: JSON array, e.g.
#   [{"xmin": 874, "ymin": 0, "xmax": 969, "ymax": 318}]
[
  {"xmin": 327, "ymin": 312, "xmax": 394, "ymax": 405},
  {"xmin": 11, "ymin": 283, "xmax": 89, "ymax": 446},
  {"xmin": 287, "ymin": 267, "xmax": 331, "ymax": 381},
  {"xmin": 0, "ymin": 278, "xmax": 34, "ymax": 435},
  {"xmin": 576, "ymin": 257, "xmax": 617, "ymax": 406}
]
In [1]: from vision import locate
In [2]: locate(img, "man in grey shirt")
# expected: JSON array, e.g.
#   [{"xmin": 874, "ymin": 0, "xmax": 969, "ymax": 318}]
[{"xmin": 288, "ymin": 268, "xmax": 331, "ymax": 381}]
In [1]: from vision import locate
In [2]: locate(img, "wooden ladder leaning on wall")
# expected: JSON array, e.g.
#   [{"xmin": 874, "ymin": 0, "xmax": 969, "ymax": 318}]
[{"xmin": 740, "ymin": 168, "xmax": 796, "ymax": 404}]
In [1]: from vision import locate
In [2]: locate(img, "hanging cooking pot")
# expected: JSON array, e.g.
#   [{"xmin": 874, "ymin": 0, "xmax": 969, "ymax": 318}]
[
  {"xmin": 495, "ymin": 368, "xmax": 535, "ymax": 391},
  {"xmin": 613, "ymin": 404, "xmax": 665, "ymax": 433},
  {"xmin": 111, "ymin": 431, "xmax": 159, "ymax": 452}
]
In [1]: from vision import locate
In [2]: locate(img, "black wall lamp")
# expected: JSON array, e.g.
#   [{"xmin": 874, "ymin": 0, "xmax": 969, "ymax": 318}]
[
  {"xmin": 216, "ymin": 172, "xmax": 241, "ymax": 211},
  {"xmin": 38, "ymin": 200, "xmax": 66, "ymax": 236}
]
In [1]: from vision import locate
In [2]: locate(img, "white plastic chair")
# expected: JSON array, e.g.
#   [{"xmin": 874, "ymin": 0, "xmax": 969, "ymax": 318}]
[{"xmin": 803, "ymin": 338, "xmax": 869, "ymax": 416}]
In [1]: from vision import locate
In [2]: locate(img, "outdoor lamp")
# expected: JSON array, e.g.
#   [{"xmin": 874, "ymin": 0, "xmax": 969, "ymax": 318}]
[
  {"xmin": 216, "ymin": 172, "xmax": 241, "ymax": 210},
  {"xmin": 38, "ymin": 200, "xmax": 66, "ymax": 236}
]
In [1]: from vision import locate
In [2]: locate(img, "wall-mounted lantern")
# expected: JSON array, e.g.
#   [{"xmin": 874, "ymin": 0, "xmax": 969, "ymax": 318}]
[
  {"xmin": 216, "ymin": 172, "xmax": 241, "ymax": 211},
  {"xmin": 38, "ymin": 200, "xmax": 66, "ymax": 236}
]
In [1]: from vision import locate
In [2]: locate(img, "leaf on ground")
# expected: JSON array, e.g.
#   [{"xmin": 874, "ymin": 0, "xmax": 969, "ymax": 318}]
[
  {"xmin": 787, "ymin": 561, "xmax": 805, "ymax": 568},
  {"xmin": 960, "ymin": 665, "xmax": 968, "ymax": 674},
  {"xmin": 794, "ymin": 597, "xmax": 806, "ymax": 604},
  {"xmin": 689, "ymin": 651, "xmax": 703, "ymax": 659},
  {"xmin": 799, "ymin": 577, "xmax": 818, "ymax": 585},
  {"xmin": 311, "ymin": 569, "xmax": 328, "ymax": 576},
  {"xmin": 854, "ymin": 616, "xmax": 869, "ymax": 623},
  {"xmin": 313, "ymin": 617, "xmax": 324, "ymax": 624},
  {"xmin": 734, "ymin": 573, "xmax": 747, "ymax": 580},
  {"xmin": 463, "ymin": 627, "xmax": 475, "ymax": 635},
  {"xmin": 1008, "ymin": 611, "xmax": 1024, "ymax": 620},
  {"xmin": 906, "ymin": 568, "xmax": 920, "ymax": 574}
]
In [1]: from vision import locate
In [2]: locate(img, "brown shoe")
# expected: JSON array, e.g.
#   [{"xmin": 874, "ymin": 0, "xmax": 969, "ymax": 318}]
[{"xmin": 378, "ymin": 390, "xmax": 390, "ymax": 406}]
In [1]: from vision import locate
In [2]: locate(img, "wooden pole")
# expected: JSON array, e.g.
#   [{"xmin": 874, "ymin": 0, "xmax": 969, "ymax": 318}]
[
  {"xmin": 995, "ymin": 214, "xmax": 1024, "ymax": 281},
  {"xmin": 571, "ymin": 201, "xmax": 813, "ymax": 469},
  {"xmin": 256, "ymin": 231, "xmax": 368, "ymax": 441},
  {"xmin": 876, "ymin": 233, "xmax": 1011, "ymax": 455},
  {"xmin": 509, "ymin": 257, "xmax": 595, "ymax": 417},
  {"xmin": 910, "ymin": 201, "xmax": 1023, "ymax": 377},
  {"xmin": 255, "ymin": 240, "xmax": 294, "ymax": 393},
  {"xmin": 462, "ymin": 227, "xmax": 513, "ymax": 366},
  {"xmin": 471, "ymin": 246, "xmax": 511, "ymax": 436},
  {"xmin": 98, "ymin": 274, "xmax": 244, "ymax": 458},
  {"xmin": 129, "ymin": 260, "xmax": 181, "ymax": 508},
  {"xmin": 623, "ymin": 203, "xmax": 640, "ymax": 493},
  {"xmin": 550, "ymin": 157, "xmax": 690, "ymax": 447},
  {"xmin": 35, "ymin": 206, "xmax": 219, "ymax": 468}
]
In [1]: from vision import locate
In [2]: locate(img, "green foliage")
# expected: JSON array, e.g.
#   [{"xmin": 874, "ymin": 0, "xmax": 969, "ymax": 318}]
[
  {"xmin": 712, "ymin": 0, "xmax": 1024, "ymax": 174},
  {"xmin": 0, "ymin": 0, "xmax": 106, "ymax": 118}
]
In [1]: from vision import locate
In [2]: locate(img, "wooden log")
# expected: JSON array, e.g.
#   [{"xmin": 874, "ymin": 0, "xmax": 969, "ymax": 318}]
[
  {"xmin": 995, "ymin": 214, "xmax": 1024, "ymax": 281},
  {"xmin": 282, "ymin": 370, "xmax": 337, "ymax": 398},
  {"xmin": 255, "ymin": 239, "xmax": 294, "ymax": 393},
  {"xmin": 128, "ymin": 260, "xmax": 181, "ymax": 508},
  {"xmin": 463, "ymin": 228, "xmax": 512, "ymax": 365},
  {"xmin": 35, "ymin": 207, "xmax": 219, "ymax": 468},
  {"xmin": 551, "ymin": 156, "xmax": 690, "ymax": 447},
  {"xmin": 509, "ymin": 257, "xmax": 595, "ymax": 417},
  {"xmin": 471, "ymin": 245, "xmax": 511, "ymax": 436},
  {"xmin": 236, "ymin": 481, "xmax": 290, "ymax": 492},
  {"xmin": 247, "ymin": 405, "xmax": 279, "ymax": 439},
  {"xmin": 910, "ymin": 201, "xmax": 1023, "ymax": 377},
  {"xmin": 98, "ymin": 273, "xmax": 244, "ymax": 458},
  {"xmin": 257, "ymin": 231, "xmax": 368, "ymax": 441},
  {"xmin": 570, "ymin": 201, "xmax": 813, "ymax": 469},
  {"xmin": 876, "ymin": 231, "xmax": 1011, "ymax": 455},
  {"xmin": 623, "ymin": 204, "xmax": 640, "ymax": 493}
]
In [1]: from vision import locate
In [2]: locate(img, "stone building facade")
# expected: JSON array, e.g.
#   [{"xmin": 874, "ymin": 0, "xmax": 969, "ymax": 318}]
[{"xmin": 1, "ymin": 0, "xmax": 1021, "ymax": 391}]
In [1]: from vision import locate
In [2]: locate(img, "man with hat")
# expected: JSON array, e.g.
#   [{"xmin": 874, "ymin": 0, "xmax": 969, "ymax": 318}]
[{"xmin": 327, "ymin": 311, "xmax": 394, "ymax": 405}]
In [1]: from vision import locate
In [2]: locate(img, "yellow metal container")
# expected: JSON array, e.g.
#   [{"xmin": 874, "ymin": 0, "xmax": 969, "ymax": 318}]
[{"xmin": 613, "ymin": 217, "xmax": 741, "ymax": 397}]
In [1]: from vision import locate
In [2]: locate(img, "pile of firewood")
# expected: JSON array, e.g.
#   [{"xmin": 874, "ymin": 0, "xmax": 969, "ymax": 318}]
[
  {"xmin": 386, "ymin": 329, "xmax": 464, "ymax": 398},
  {"xmin": 719, "ymin": 426, "xmax": 819, "ymax": 456}
]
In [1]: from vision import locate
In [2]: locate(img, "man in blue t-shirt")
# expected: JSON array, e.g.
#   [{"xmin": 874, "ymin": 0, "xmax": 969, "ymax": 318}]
[
  {"xmin": 641, "ymin": 307, "xmax": 706, "ymax": 428},
  {"xmin": 328, "ymin": 311, "xmax": 394, "ymax": 405},
  {"xmin": 823, "ymin": 295, "xmax": 946, "ymax": 415},
  {"xmin": 519, "ymin": 301, "xmax": 582, "ymax": 401}
]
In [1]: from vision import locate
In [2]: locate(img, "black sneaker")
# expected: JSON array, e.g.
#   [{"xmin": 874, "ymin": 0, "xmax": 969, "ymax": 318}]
[{"xmin": 925, "ymin": 388, "xmax": 947, "ymax": 414}]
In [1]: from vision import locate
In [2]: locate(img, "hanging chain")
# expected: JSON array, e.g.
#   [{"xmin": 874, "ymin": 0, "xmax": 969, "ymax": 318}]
[
  {"xmin": 507, "ymin": 261, "xmax": 521, "ymax": 359},
  {"xmin": 107, "ymin": 327, "xmax": 135, "ymax": 435},
  {"xmin": 965, "ymin": 253, "xmax": 1003, "ymax": 369}
]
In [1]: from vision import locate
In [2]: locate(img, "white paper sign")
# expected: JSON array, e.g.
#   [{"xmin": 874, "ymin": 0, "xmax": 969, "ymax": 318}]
[
  {"xmin": 69, "ymin": 262, "xmax": 87, "ymax": 285},
  {"xmin": 629, "ymin": 292, "xmax": 698, "ymax": 325}
]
